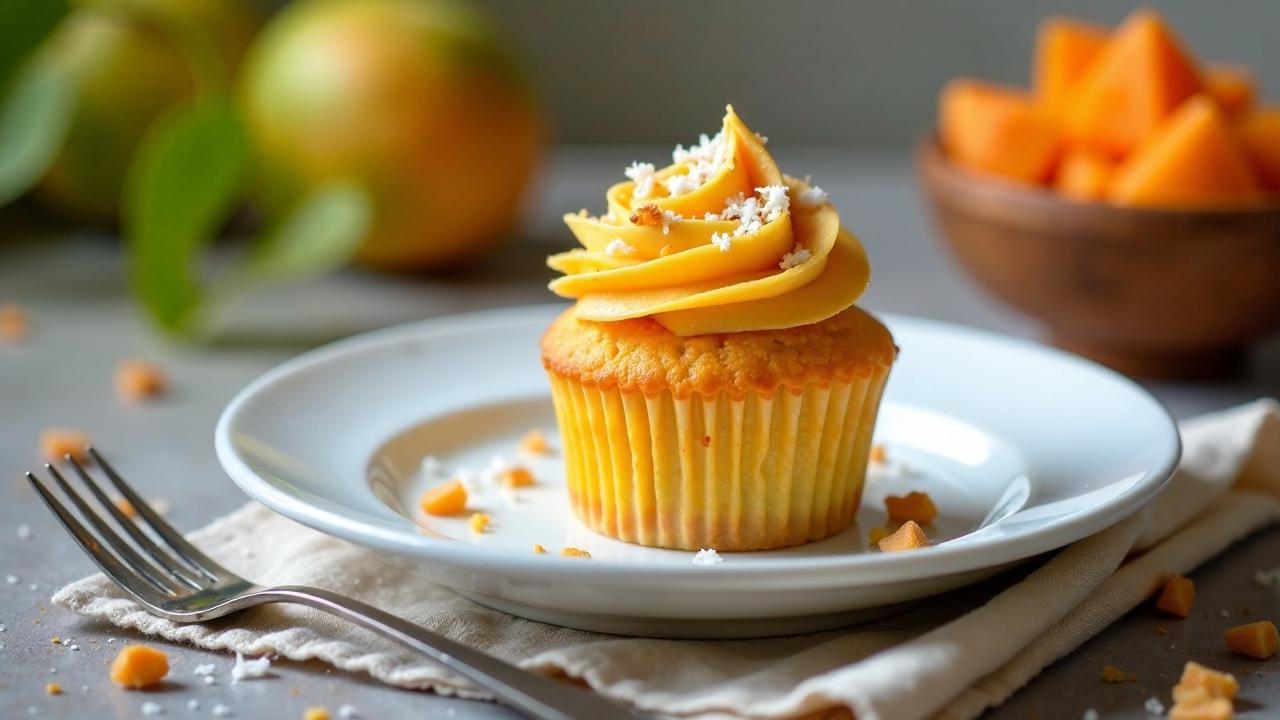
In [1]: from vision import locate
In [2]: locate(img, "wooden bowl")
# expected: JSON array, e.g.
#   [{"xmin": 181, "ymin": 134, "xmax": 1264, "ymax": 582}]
[{"xmin": 917, "ymin": 137, "xmax": 1280, "ymax": 379}]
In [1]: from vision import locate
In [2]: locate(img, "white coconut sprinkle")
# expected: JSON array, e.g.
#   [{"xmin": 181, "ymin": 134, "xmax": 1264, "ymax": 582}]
[
  {"xmin": 624, "ymin": 162, "xmax": 658, "ymax": 200},
  {"xmin": 230, "ymin": 652, "xmax": 270, "ymax": 683},
  {"xmin": 140, "ymin": 701, "xmax": 164, "ymax": 715},
  {"xmin": 203, "ymin": 676, "xmax": 215, "ymax": 686},
  {"xmin": 5, "ymin": 575, "xmax": 17, "ymax": 585},
  {"xmin": 211, "ymin": 704, "xmax": 233, "ymax": 717},
  {"xmin": 193, "ymin": 663, "xmax": 216, "ymax": 677},
  {"xmin": 779, "ymin": 244, "xmax": 812, "ymax": 270},
  {"xmin": 692, "ymin": 549, "xmax": 724, "ymax": 566},
  {"xmin": 660, "ymin": 209, "xmax": 681, "ymax": 236},
  {"xmin": 186, "ymin": 699, "xmax": 200, "ymax": 711},
  {"xmin": 1144, "ymin": 696, "xmax": 1165, "ymax": 715},
  {"xmin": 1219, "ymin": 609, "xmax": 1231, "ymax": 618},
  {"xmin": 604, "ymin": 239, "xmax": 636, "ymax": 257},
  {"xmin": 1082, "ymin": 710, "xmax": 1099, "ymax": 720},
  {"xmin": 1255, "ymin": 566, "xmax": 1280, "ymax": 588},
  {"xmin": 337, "ymin": 705, "xmax": 359, "ymax": 719},
  {"xmin": 797, "ymin": 185, "xmax": 828, "ymax": 208},
  {"xmin": 755, "ymin": 185, "xmax": 790, "ymax": 221},
  {"xmin": 16, "ymin": 524, "xmax": 31, "ymax": 540},
  {"xmin": 711, "ymin": 232, "xmax": 733, "ymax": 253}
]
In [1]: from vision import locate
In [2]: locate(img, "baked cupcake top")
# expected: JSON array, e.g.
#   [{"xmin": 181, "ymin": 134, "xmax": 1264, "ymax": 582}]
[
  {"xmin": 547, "ymin": 106, "xmax": 872, "ymax": 336},
  {"xmin": 541, "ymin": 306, "xmax": 895, "ymax": 400}
]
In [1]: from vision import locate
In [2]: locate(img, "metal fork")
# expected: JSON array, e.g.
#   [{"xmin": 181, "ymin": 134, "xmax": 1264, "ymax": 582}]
[{"xmin": 28, "ymin": 448, "xmax": 642, "ymax": 720}]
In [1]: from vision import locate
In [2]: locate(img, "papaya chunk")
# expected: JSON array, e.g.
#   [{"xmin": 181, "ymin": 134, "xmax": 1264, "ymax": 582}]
[
  {"xmin": 1055, "ymin": 149, "xmax": 1114, "ymax": 201},
  {"xmin": 1224, "ymin": 620, "xmax": 1279, "ymax": 659},
  {"xmin": 940, "ymin": 79, "xmax": 1060, "ymax": 184},
  {"xmin": 1238, "ymin": 106, "xmax": 1280, "ymax": 190},
  {"xmin": 419, "ymin": 479, "xmax": 468, "ymax": 516},
  {"xmin": 1204, "ymin": 63, "xmax": 1255, "ymax": 117},
  {"xmin": 1155, "ymin": 574, "xmax": 1195, "ymax": 618},
  {"xmin": 1064, "ymin": 9, "xmax": 1202, "ymax": 157},
  {"xmin": 1033, "ymin": 17, "xmax": 1109, "ymax": 114},
  {"xmin": 1109, "ymin": 96, "xmax": 1262, "ymax": 208}
]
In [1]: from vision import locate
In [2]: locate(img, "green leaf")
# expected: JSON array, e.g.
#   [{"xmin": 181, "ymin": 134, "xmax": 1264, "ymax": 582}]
[
  {"xmin": 240, "ymin": 183, "xmax": 371, "ymax": 282},
  {"xmin": 0, "ymin": 0, "xmax": 69, "ymax": 84},
  {"xmin": 0, "ymin": 63, "xmax": 74, "ymax": 205},
  {"xmin": 124, "ymin": 99, "xmax": 247, "ymax": 333}
]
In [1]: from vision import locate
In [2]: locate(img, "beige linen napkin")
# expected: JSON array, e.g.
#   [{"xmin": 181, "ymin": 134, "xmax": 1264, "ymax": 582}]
[{"xmin": 55, "ymin": 400, "xmax": 1280, "ymax": 720}]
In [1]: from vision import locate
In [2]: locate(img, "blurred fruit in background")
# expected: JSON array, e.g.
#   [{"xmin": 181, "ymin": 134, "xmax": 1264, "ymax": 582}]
[
  {"xmin": 238, "ymin": 0, "xmax": 543, "ymax": 270},
  {"xmin": 29, "ymin": 0, "xmax": 261, "ymax": 222}
]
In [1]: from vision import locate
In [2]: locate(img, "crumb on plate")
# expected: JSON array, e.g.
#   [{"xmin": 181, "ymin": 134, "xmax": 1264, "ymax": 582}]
[
  {"xmin": 560, "ymin": 547, "xmax": 591, "ymax": 558},
  {"xmin": 884, "ymin": 491, "xmax": 938, "ymax": 525},
  {"xmin": 419, "ymin": 479, "xmax": 468, "ymax": 516},
  {"xmin": 877, "ymin": 520, "xmax": 929, "ymax": 552},
  {"xmin": 868, "ymin": 526, "xmax": 890, "ymax": 545},
  {"xmin": 1157, "ymin": 575, "xmax": 1195, "ymax": 618},
  {"xmin": 499, "ymin": 467, "xmax": 535, "ymax": 488},
  {"xmin": 110, "ymin": 645, "xmax": 169, "ymax": 689},
  {"xmin": 469, "ymin": 513, "xmax": 490, "ymax": 534},
  {"xmin": 518, "ymin": 430, "xmax": 551, "ymax": 455},
  {"xmin": 532, "ymin": 544, "xmax": 546, "ymax": 554}
]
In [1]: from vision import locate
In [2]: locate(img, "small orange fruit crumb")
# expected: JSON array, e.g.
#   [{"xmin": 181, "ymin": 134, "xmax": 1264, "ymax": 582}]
[
  {"xmin": 877, "ymin": 520, "xmax": 930, "ymax": 552},
  {"xmin": 499, "ymin": 467, "xmax": 536, "ymax": 488},
  {"xmin": 115, "ymin": 359, "xmax": 168, "ymax": 402},
  {"xmin": 469, "ymin": 512, "xmax": 490, "ymax": 534},
  {"xmin": 519, "ymin": 430, "xmax": 551, "ymax": 455},
  {"xmin": 0, "ymin": 303, "xmax": 29, "ymax": 343},
  {"xmin": 885, "ymin": 491, "xmax": 938, "ymax": 525},
  {"xmin": 303, "ymin": 707, "xmax": 329, "ymax": 720},
  {"xmin": 870, "ymin": 444, "xmax": 888, "ymax": 464},
  {"xmin": 1173, "ymin": 661, "xmax": 1238, "ymax": 703},
  {"xmin": 1169, "ymin": 698, "xmax": 1233, "ymax": 720},
  {"xmin": 109, "ymin": 644, "xmax": 169, "ymax": 689},
  {"xmin": 1157, "ymin": 575, "xmax": 1196, "ymax": 618},
  {"xmin": 46, "ymin": 682, "xmax": 61, "ymax": 695},
  {"xmin": 1224, "ymin": 620, "xmax": 1279, "ymax": 659},
  {"xmin": 868, "ymin": 527, "xmax": 890, "ymax": 545},
  {"xmin": 1101, "ymin": 664, "xmax": 1134, "ymax": 683},
  {"xmin": 51, "ymin": 636, "xmax": 61, "ymax": 645},
  {"xmin": 532, "ymin": 544, "xmax": 546, "ymax": 554},
  {"xmin": 419, "ymin": 479, "xmax": 467, "ymax": 516},
  {"xmin": 115, "ymin": 498, "xmax": 138, "ymax": 519},
  {"xmin": 560, "ymin": 547, "xmax": 591, "ymax": 558},
  {"xmin": 39, "ymin": 429, "xmax": 89, "ymax": 462},
  {"xmin": 1156, "ymin": 625, "xmax": 1168, "ymax": 636}
]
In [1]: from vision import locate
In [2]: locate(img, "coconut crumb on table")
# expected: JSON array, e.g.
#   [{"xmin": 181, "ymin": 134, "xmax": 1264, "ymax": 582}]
[
  {"xmin": 1143, "ymin": 696, "xmax": 1165, "ymax": 715},
  {"xmin": 230, "ymin": 652, "xmax": 270, "ymax": 683},
  {"xmin": 692, "ymin": 548, "xmax": 723, "ymax": 566},
  {"xmin": 337, "ymin": 705, "xmax": 358, "ymax": 719},
  {"xmin": 38, "ymin": 429, "xmax": 90, "ymax": 463},
  {"xmin": 140, "ymin": 701, "xmax": 163, "ymax": 716},
  {"xmin": 1254, "ymin": 566, "xmax": 1280, "ymax": 588}
]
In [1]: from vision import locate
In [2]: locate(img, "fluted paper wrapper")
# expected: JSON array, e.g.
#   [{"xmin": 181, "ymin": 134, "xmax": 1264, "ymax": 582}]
[{"xmin": 546, "ymin": 368, "xmax": 891, "ymax": 551}]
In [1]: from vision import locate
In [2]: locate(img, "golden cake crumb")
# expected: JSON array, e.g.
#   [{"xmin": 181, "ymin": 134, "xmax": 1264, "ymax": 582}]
[
  {"xmin": 46, "ymin": 682, "xmax": 61, "ymax": 695},
  {"xmin": 885, "ymin": 491, "xmax": 938, "ymax": 525},
  {"xmin": 519, "ymin": 430, "xmax": 551, "ymax": 455},
  {"xmin": 39, "ymin": 429, "xmax": 89, "ymax": 462},
  {"xmin": 1169, "ymin": 698, "xmax": 1233, "ymax": 720},
  {"xmin": 51, "ymin": 636, "xmax": 61, "ymax": 645},
  {"xmin": 532, "ymin": 544, "xmax": 546, "ymax": 554},
  {"xmin": 419, "ymin": 479, "xmax": 468, "ymax": 516},
  {"xmin": 469, "ymin": 513, "xmax": 490, "ymax": 534},
  {"xmin": 109, "ymin": 644, "xmax": 169, "ymax": 689},
  {"xmin": 499, "ymin": 467, "xmax": 536, "ymax": 488},
  {"xmin": 0, "ymin": 303, "xmax": 29, "ymax": 343},
  {"xmin": 1157, "ymin": 575, "xmax": 1196, "ymax": 618},
  {"xmin": 1101, "ymin": 665, "xmax": 1135, "ymax": 683},
  {"xmin": 877, "ymin": 521, "xmax": 929, "ymax": 552},
  {"xmin": 870, "ymin": 444, "xmax": 888, "ymax": 464},
  {"xmin": 629, "ymin": 202, "xmax": 662, "ymax": 226},
  {"xmin": 303, "ymin": 707, "xmax": 329, "ymax": 720},
  {"xmin": 1224, "ymin": 620, "xmax": 1279, "ymax": 659},
  {"xmin": 115, "ymin": 359, "xmax": 168, "ymax": 402},
  {"xmin": 560, "ymin": 547, "xmax": 591, "ymax": 558}
]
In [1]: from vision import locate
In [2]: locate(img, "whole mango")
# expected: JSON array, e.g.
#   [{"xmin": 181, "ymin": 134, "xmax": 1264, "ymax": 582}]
[{"xmin": 237, "ymin": 0, "xmax": 543, "ymax": 270}]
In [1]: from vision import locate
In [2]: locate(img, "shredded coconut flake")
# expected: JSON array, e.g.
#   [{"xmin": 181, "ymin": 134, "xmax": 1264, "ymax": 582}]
[
  {"xmin": 797, "ymin": 183, "xmax": 828, "ymax": 208},
  {"xmin": 192, "ymin": 663, "xmax": 215, "ymax": 677},
  {"xmin": 711, "ymin": 232, "xmax": 733, "ymax": 253},
  {"xmin": 16, "ymin": 524, "xmax": 31, "ymax": 540},
  {"xmin": 230, "ymin": 652, "xmax": 270, "ymax": 683},
  {"xmin": 692, "ymin": 549, "xmax": 724, "ymax": 566},
  {"xmin": 1082, "ymin": 710, "xmax": 1099, "ymax": 720},
  {"xmin": 661, "ymin": 210, "xmax": 681, "ymax": 236},
  {"xmin": 1144, "ymin": 696, "xmax": 1165, "ymax": 715},
  {"xmin": 337, "ymin": 705, "xmax": 359, "ymax": 719},
  {"xmin": 186, "ymin": 699, "xmax": 200, "ymax": 711},
  {"xmin": 5, "ymin": 575, "xmax": 17, "ymax": 585},
  {"xmin": 604, "ymin": 239, "xmax": 636, "ymax": 257},
  {"xmin": 624, "ymin": 162, "xmax": 658, "ymax": 200},
  {"xmin": 755, "ymin": 185, "xmax": 790, "ymax": 221},
  {"xmin": 140, "ymin": 701, "xmax": 164, "ymax": 716},
  {"xmin": 779, "ymin": 244, "xmax": 812, "ymax": 270},
  {"xmin": 1255, "ymin": 566, "xmax": 1280, "ymax": 588},
  {"xmin": 211, "ymin": 704, "xmax": 233, "ymax": 717}
]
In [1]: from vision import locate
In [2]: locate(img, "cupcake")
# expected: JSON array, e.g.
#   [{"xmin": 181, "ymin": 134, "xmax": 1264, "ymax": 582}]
[{"xmin": 541, "ymin": 106, "xmax": 895, "ymax": 551}]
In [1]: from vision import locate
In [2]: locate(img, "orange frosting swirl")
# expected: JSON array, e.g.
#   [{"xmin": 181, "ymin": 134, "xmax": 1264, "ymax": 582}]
[{"xmin": 547, "ymin": 106, "xmax": 871, "ymax": 336}]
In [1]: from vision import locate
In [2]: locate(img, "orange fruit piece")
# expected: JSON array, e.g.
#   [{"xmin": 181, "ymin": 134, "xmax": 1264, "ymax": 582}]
[
  {"xmin": 1109, "ymin": 96, "xmax": 1262, "ymax": 208},
  {"xmin": 40, "ymin": 429, "xmax": 90, "ymax": 462},
  {"xmin": 419, "ymin": 479, "xmax": 467, "ymax": 516},
  {"xmin": 1055, "ymin": 149, "xmax": 1114, "ymax": 201},
  {"xmin": 1155, "ymin": 574, "xmax": 1196, "ymax": 617},
  {"xmin": 884, "ymin": 491, "xmax": 938, "ymax": 525},
  {"xmin": 1033, "ymin": 17, "xmax": 1109, "ymax": 115},
  {"xmin": 115, "ymin": 359, "xmax": 168, "ymax": 401},
  {"xmin": 1064, "ymin": 9, "xmax": 1202, "ymax": 157},
  {"xmin": 940, "ymin": 79, "xmax": 1060, "ymax": 184},
  {"xmin": 877, "ymin": 520, "xmax": 930, "ymax": 552},
  {"xmin": 1238, "ymin": 106, "xmax": 1280, "ymax": 190},
  {"xmin": 1204, "ymin": 63, "xmax": 1255, "ymax": 117},
  {"xmin": 1224, "ymin": 620, "xmax": 1279, "ymax": 659},
  {"xmin": 109, "ymin": 644, "xmax": 170, "ymax": 689}
]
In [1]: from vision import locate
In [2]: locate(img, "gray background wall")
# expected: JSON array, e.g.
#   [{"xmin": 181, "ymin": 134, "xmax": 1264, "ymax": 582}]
[{"xmin": 473, "ymin": 0, "xmax": 1280, "ymax": 146}]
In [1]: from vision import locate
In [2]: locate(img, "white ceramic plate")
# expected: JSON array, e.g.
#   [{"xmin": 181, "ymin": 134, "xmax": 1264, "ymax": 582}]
[{"xmin": 216, "ymin": 305, "xmax": 1180, "ymax": 638}]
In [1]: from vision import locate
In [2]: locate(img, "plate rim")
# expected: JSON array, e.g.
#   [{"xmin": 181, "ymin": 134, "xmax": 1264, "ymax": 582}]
[{"xmin": 214, "ymin": 303, "xmax": 1181, "ymax": 586}]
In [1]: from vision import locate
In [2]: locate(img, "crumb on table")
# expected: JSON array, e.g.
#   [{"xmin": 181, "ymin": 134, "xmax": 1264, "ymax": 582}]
[
  {"xmin": 39, "ymin": 429, "xmax": 90, "ymax": 462},
  {"xmin": 1224, "ymin": 620, "xmax": 1279, "ymax": 659},
  {"xmin": 110, "ymin": 645, "xmax": 170, "ymax": 689},
  {"xmin": 1170, "ymin": 661, "xmax": 1238, "ymax": 720},
  {"xmin": 419, "ymin": 479, "xmax": 468, "ymax": 516},
  {"xmin": 1156, "ymin": 575, "xmax": 1195, "ymax": 618},
  {"xmin": 877, "ymin": 521, "xmax": 929, "ymax": 552},
  {"xmin": 1101, "ymin": 664, "xmax": 1135, "ymax": 683},
  {"xmin": 115, "ymin": 359, "xmax": 168, "ymax": 402},
  {"xmin": 532, "ymin": 544, "xmax": 546, "ymax": 554},
  {"xmin": 46, "ymin": 682, "xmax": 61, "ymax": 695},
  {"xmin": 0, "ymin": 303, "xmax": 29, "ymax": 343},
  {"xmin": 303, "ymin": 707, "xmax": 329, "ymax": 720},
  {"xmin": 884, "ymin": 491, "xmax": 938, "ymax": 525}
]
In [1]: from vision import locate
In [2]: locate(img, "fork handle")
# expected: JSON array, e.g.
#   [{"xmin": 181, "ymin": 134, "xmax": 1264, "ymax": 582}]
[{"xmin": 252, "ymin": 586, "xmax": 641, "ymax": 720}]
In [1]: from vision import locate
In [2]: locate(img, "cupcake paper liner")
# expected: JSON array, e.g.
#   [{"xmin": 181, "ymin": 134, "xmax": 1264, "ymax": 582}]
[{"xmin": 546, "ymin": 368, "xmax": 891, "ymax": 551}]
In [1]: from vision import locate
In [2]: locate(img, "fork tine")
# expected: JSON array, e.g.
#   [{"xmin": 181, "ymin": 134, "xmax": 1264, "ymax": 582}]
[
  {"xmin": 43, "ymin": 464, "xmax": 187, "ymax": 596},
  {"xmin": 26, "ymin": 472, "xmax": 171, "ymax": 606},
  {"xmin": 88, "ymin": 447, "xmax": 229, "ymax": 582},
  {"xmin": 65, "ymin": 455, "xmax": 206, "ymax": 590}
]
